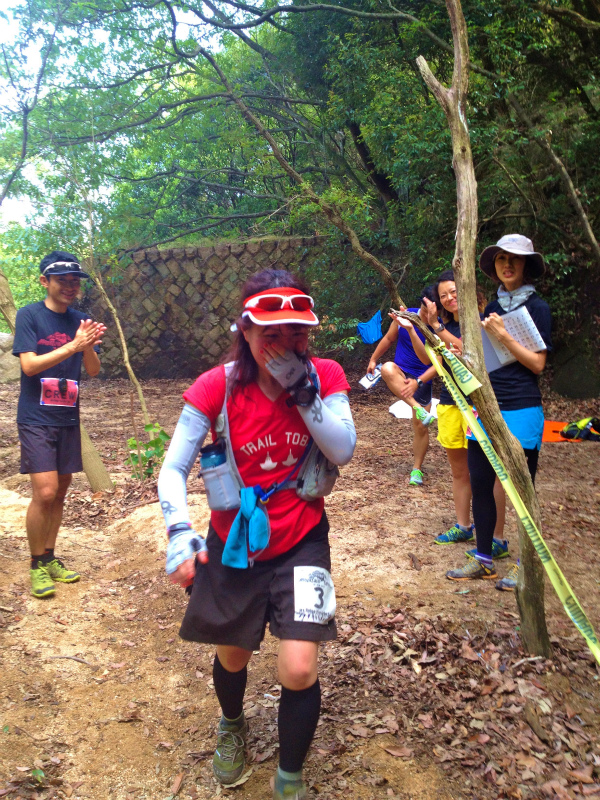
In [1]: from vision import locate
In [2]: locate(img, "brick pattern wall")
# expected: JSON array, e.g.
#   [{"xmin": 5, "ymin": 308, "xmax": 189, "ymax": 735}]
[{"xmin": 84, "ymin": 237, "xmax": 323, "ymax": 378}]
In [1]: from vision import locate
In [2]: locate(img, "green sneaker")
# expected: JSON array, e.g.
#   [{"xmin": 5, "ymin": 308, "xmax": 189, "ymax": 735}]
[
  {"xmin": 496, "ymin": 562, "xmax": 519, "ymax": 591},
  {"xmin": 46, "ymin": 558, "xmax": 80, "ymax": 583},
  {"xmin": 30, "ymin": 563, "xmax": 56, "ymax": 599},
  {"xmin": 213, "ymin": 714, "xmax": 248, "ymax": 785},
  {"xmin": 446, "ymin": 559, "xmax": 497, "ymax": 581},
  {"xmin": 466, "ymin": 538, "xmax": 509, "ymax": 560},
  {"xmin": 434, "ymin": 524, "xmax": 474, "ymax": 545},
  {"xmin": 408, "ymin": 468, "xmax": 424, "ymax": 486},
  {"xmin": 273, "ymin": 773, "xmax": 308, "ymax": 800},
  {"xmin": 415, "ymin": 407, "xmax": 435, "ymax": 427}
]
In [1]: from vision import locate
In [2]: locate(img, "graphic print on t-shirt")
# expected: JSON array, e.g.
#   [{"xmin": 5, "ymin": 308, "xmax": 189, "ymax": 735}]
[
  {"xmin": 38, "ymin": 332, "xmax": 73, "ymax": 348},
  {"xmin": 182, "ymin": 358, "xmax": 351, "ymax": 557}
]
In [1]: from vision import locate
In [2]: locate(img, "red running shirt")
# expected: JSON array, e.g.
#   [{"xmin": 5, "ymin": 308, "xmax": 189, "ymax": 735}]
[{"xmin": 183, "ymin": 358, "xmax": 350, "ymax": 559}]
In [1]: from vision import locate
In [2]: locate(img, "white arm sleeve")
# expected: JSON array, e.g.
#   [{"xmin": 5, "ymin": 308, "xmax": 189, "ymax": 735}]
[
  {"xmin": 296, "ymin": 392, "xmax": 356, "ymax": 466},
  {"xmin": 157, "ymin": 403, "xmax": 211, "ymax": 529}
]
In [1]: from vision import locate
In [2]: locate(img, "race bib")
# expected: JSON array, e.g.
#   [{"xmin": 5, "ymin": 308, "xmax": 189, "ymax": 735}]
[
  {"xmin": 293, "ymin": 566, "xmax": 336, "ymax": 625},
  {"xmin": 40, "ymin": 378, "xmax": 79, "ymax": 407}
]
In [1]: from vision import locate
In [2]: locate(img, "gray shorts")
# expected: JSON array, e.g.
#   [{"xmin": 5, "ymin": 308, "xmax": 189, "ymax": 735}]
[
  {"xmin": 179, "ymin": 514, "xmax": 337, "ymax": 651},
  {"xmin": 18, "ymin": 423, "xmax": 83, "ymax": 475}
]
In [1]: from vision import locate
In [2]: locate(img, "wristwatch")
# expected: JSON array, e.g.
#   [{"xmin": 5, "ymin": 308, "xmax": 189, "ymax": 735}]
[
  {"xmin": 434, "ymin": 321, "xmax": 446, "ymax": 333},
  {"xmin": 416, "ymin": 377, "xmax": 424, "ymax": 389},
  {"xmin": 290, "ymin": 378, "xmax": 318, "ymax": 407}
]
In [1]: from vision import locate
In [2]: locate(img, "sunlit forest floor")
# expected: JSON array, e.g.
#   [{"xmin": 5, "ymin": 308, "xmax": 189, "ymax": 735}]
[{"xmin": 1, "ymin": 375, "xmax": 599, "ymax": 800}]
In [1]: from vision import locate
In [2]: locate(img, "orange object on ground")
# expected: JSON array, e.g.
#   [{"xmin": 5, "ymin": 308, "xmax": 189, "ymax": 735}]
[{"xmin": 542, "ymin": 420, "xmax": 572, "ymax": 443}]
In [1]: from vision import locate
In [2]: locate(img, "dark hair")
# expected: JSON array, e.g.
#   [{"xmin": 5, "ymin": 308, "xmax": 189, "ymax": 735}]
[
  {"xmin": 433, "ymin": 270, "xmax": 456, "ymax": 322},
  {"xmin": 420, "ymin": 284, "xmax": 438, "ymax": 307},
  {"xmin": 433, "ymin": 269, "xmax": 488, "ymax": 319},
  {"xmin": 226, "ymin": 268, "xmax": 312, "ymax": 390},
  {"xmin": 39, "ymin": 250, "xmax": 79, "ymax": 274}
]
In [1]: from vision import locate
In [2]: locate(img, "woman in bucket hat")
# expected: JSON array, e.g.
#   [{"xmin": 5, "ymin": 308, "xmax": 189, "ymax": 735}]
[
  {"xmin": 157, "ymin": 268, "xmax": 356, "ymax": 799},
  {"xmin": 446, "ymin": 234, "xmax": 552, "ymax": 590}
]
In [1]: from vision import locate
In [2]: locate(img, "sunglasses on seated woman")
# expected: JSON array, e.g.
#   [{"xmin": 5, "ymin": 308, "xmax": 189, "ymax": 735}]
[{"xmin": 243, "ymin": 293, "xmax": 314, "ymax": 312}]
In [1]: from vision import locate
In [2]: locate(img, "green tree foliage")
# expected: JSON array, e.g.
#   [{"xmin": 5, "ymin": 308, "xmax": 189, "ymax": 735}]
[{"xmin": 1, "ymin": 0, "xmax": 599, "ymax": 352}]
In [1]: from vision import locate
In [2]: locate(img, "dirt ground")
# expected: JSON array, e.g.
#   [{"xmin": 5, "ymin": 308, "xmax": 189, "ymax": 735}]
[{"xmin": 1, "ymin": 374, "xmax": 600, "ymax": 800}]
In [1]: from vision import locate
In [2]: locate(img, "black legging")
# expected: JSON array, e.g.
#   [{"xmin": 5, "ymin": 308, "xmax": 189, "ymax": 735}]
[{"xmin": 468, "ymin": 439, "xmax": 540, "ymax": 558}]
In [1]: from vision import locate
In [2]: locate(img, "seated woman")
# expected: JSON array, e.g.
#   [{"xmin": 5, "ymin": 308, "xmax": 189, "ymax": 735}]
[
  {"xmin": 445, "ymin": 235, "xmax": 552, "ymax": 589},
  {"xmin": 157, "ymin": 269, "xmax": 356, "ymax": 800},
  {"xmin": 366, "ymin": 286, "xmax": 437, "ymax": 486}
]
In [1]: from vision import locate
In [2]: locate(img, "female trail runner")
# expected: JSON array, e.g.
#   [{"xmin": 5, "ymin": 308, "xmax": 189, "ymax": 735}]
[
  {"xmin": 445, "ymin": 234, "xmax": 552, "ymax": 589},
  {"xmin": 157, "ymin": 269, "xmax": 356, "ymax": 799}
]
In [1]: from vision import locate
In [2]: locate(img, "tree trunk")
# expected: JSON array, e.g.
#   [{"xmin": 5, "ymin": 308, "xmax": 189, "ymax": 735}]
[
  {"xmin": 416, "ymin": 0, "xmax": 551, "ymax": 656},
  {"xmin": 86, "ymin": 263, "xmax": 151, "ymax": 428},
  {"xmin": 0, "ymin": 269, "xmax": 17, "ymax": 334},
  {"xmin": 80, "ymin": 423, "xmax": 114, "ymax": 493}
]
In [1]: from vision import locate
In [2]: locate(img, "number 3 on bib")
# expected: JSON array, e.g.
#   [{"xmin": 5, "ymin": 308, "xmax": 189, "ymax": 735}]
[{"xmin": 293, "ymin": 566, "xmax": 336, "ymax": 624}]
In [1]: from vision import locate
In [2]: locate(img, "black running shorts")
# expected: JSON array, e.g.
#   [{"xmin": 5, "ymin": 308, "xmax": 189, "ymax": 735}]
[
  {"xmin": 18, "ymin": 423, "xmax": 83, "ymax": 475},
  {"xmin": 404, "ymin": 372, "xmax": 433, "ymax": 407},
  {"xmin": 179, "ymin": 513, "xmax": 337, "ymax": 651}
]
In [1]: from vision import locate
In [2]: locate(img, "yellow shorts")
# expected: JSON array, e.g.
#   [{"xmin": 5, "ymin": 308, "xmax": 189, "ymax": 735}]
[{"xmin": 437, "ymin": 404, "xmax": 468, "ymax": 449}]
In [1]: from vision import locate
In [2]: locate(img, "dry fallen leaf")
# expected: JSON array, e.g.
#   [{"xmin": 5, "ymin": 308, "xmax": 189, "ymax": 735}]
[
  {"xmin": 170, "ymin": 772, "xmax": 184, "ymax": 795},
  {"xmin": 383, "ymin": 746, "xmax": 413, "ymax": 759},
  {"xmin": 568, "ymin": 766, "xmax": 594, "ymax": 784}
]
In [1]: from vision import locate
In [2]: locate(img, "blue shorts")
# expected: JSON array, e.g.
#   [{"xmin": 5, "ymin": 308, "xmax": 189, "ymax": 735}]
[{"xmin": 467, "ymin": 405, "xmax": 544, "ymax": 451}]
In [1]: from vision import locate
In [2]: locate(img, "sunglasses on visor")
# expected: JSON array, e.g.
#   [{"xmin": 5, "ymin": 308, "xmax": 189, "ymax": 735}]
[
  {"xmin": 243, "ymin": 293, "xmax": 314, "ymax": 312},
  {"xmin": 43, "ymin": 262, "xmax": 82, "ymax": 275}
]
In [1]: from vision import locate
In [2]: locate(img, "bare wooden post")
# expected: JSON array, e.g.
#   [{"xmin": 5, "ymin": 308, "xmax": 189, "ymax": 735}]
[
  {"xmin": 80, "ymin": 424, "xmax": 114, "ymax": 492},
  {"xmin": 416, "ymin": 0, "xmax": 551, "ymax": 655}
]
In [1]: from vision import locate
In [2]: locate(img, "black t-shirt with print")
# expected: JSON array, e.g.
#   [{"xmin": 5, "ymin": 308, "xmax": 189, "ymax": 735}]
[
  {"xmin": 438, "ymin": 318, "xmax": 462, "ymax": 406},
  {"xmin": 13, "ymin": 301, "xmax": 91, "ymax": 426},
  {"xmin": 485, "ymin": 293, "xmax": 552, "ymax": 411}
]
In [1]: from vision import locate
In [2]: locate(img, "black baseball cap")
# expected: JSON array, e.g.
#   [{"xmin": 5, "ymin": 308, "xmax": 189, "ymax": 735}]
[{"xmin": 40, "ymin": 257, "xmax": 90, "ymax": 279}]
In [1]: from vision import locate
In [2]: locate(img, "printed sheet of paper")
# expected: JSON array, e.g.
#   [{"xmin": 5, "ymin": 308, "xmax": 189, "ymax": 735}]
[{"xmin": 482, "ymin": 305, "xmax": 546, "ymax": 373}]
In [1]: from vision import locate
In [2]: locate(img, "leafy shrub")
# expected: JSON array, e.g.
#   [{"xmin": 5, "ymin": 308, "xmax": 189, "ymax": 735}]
[{"xmin": 126, "ymin": 423, "xmax": 171, "ymax": 479}]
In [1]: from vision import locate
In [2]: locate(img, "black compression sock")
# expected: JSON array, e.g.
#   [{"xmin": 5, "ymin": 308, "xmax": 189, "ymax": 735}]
[
  {"xmin": 213, "ymin": 654, "xmax": 248, "ymax": 722},
  {"xmin": 31, "ymin": 555, "xmax": 45, "ymax": 569},
  {"xmin": 42, "ymin": 549, "xmax": 55, "ymax": 563},
  {"xmin": 278, "ymin": 679, "xmax": 321, "ymax": 773}
]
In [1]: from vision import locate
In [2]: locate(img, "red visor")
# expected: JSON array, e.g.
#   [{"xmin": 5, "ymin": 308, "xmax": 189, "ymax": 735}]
[{"xmin": 241, "ymin": 287, "xmax": 319, "ymax": 326}]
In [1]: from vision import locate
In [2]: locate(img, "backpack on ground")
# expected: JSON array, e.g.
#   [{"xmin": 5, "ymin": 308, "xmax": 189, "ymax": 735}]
[{"xmin": 560, "ymin": 417, "xmax": 600, "ymax": 442}]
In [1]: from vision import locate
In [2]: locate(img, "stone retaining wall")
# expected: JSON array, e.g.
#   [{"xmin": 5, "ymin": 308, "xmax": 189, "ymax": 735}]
[{"xmin": 83, "ymin": 236, "xmax": 325, "ymax": 378}]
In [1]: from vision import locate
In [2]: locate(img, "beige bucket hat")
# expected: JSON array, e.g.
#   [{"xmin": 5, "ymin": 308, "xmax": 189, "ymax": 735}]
[{"xmin": 479, "ymin": 234, "xmax": 545, "ymax": 280}]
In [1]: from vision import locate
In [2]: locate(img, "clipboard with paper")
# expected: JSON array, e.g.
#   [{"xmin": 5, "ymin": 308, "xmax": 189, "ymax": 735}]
[{"xmin": 481, "ymin": 305, "xmax": 547, "ymax": 373}]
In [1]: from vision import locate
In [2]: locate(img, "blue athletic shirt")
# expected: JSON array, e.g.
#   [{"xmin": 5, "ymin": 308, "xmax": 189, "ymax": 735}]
[
  {"xmin": 394, "ymin": 308, "xmax": 431, "ymax": 382},
  {"xmin": 13, "ymin": 301, "xmax": 93, "ymax": 426}
]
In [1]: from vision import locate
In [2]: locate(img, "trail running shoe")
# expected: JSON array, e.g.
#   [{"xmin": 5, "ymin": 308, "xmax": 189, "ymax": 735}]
[
  {"xmin": 213, "ymin": 714, "xmax": 248, "ymax": 785},
  {"xmin": 415, "ymin": 407, "xmax": 435, "ymax": 427},
  {"xmin": 496, "ymin": 563, "xmax": 519, "ymax": 591},
  {"xmin": 273, "ymin": 774, "xmax": 308, "ymax": 800},
  {"xmin": 46, "ymin": 558, "xmax": 80, "ymax": 583},
  {"xmin": 30, "ymin": 563, "xmax": 56, "ymax": 599},
  {"xmin": 446, "ymin": 559, "xmax": 497, "ymax": 581},
  {"xmin": 434, "ymin": 524, "xmax": 474, "ymax": 545},
  {"xmin": 408, "ymin": 468, "xmax": 424, "ymax": 486},
  {"xmin": 466, "ymin": 538, "xmax": 509, "ymax": 560}
]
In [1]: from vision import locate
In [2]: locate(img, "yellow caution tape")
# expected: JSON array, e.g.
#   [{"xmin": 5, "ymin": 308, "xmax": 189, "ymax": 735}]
[{"xmin": 425, "ymin": 342, "xmax": 600, "ymax": 665}]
